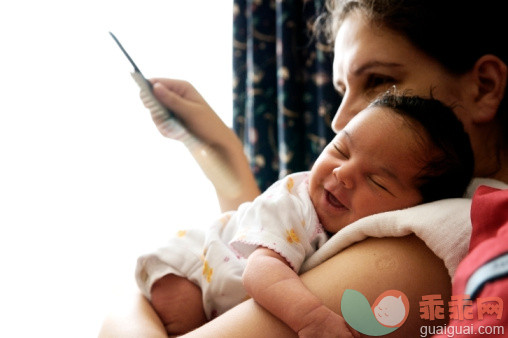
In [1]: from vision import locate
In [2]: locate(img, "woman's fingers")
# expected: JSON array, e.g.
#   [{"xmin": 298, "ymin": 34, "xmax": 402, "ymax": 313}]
[
  {"xmin": 148, "ymin": 79, "xmax": 231, "ymax": 145},
  {"xmin": 150, "ymin": 78, "xmax": 204, "ymax": 102},
  {"xmin": 151, "ymin": 82, "xmax": 201, "ymax": 115}
]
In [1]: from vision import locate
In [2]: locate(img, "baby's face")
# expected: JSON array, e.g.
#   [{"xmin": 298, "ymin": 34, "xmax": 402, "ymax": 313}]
[{"xmin": 308, "ymin": 106, "xmax": 423, "ymax": 233}]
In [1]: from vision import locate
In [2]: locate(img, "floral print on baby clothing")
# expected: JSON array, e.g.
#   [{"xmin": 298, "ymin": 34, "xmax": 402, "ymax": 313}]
[
  {"xmin": 135, "ymin": 172, "xmax": 328, "ymax": 320},
  {"xmin": 229, "ymin": 172, "xmax": 328, "ymax": 272}
]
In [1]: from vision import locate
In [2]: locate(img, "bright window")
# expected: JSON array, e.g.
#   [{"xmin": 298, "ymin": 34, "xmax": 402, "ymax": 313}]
[{"xmin": 0, "ymin": 1, "xmax": 232, "ymax": 336}]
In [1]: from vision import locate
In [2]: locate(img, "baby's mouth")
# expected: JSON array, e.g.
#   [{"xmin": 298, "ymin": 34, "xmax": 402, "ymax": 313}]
[{"xmin": 326, "ymin": 190, "xmax": 348, "ymax": 209}]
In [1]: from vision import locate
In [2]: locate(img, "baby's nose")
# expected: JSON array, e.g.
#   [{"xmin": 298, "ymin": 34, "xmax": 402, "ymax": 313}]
[{"xmin": 333, "ymin": 166, "xmax": 354, "ymax": 189}]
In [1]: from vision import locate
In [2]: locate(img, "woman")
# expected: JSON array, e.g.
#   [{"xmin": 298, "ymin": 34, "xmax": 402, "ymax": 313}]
[{"xmin": 99, "ymin": 0, "xmax": 507, "ymax": 336}]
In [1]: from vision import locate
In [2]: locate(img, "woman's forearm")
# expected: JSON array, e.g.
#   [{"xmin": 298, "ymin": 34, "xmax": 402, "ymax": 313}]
[
  {"xmin": 98, "ymin": 292, "xmax": 167, "ymax": 338},
  {"xmin": 211, "ymin": 134, "xmax": 261, "ymax": 212},
  {"xmin": 183, "ymin": 298, "xmax": 296, "ymax": 338}
]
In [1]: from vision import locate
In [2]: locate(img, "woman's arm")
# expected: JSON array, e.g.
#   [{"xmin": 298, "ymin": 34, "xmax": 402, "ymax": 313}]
[
  {"xmin": 184, "ymin": 234, "xmax": 451, "ymax": 338},
  {"xmin": 98, "ymin": 291, "xmax": 167, "ymax": 338},
  {"xmin": 147, "ymin": 78, "xmax": 261, "ymax": 211},
  {"xmin": 98, "ymin": 234, "xmax": 451, "ymax": 337}
]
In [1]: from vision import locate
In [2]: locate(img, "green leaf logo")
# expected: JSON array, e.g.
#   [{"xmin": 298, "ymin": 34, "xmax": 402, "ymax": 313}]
[{"xmin": 341, "ymin": 289, "xmax": 409, "ymax": 336}]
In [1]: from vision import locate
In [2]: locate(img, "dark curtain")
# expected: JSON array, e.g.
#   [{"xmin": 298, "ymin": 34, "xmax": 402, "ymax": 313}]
[{"xmin": 233, "ymin": 0, "xmax": 341, "ymax": 192}]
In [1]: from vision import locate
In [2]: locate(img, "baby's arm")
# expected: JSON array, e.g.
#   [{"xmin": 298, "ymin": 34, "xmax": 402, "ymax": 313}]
[{"xmin": 243, "ymin": 247, "xmax": 358, "ymax": 337}]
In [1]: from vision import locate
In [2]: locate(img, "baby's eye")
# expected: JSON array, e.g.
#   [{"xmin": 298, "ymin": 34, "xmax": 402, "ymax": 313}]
[
  {"xmin": 369, "ymin": 177, "xmax": 389, "ymax": 193},
  {"xmin": 333, "ymin": 144, "xmax": 349, "ymax": 159}
]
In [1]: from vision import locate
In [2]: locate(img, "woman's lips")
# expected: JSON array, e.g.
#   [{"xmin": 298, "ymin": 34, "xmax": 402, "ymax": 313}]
[{"xmin": 325, "ymin": 190, "xmax": 349, "ymax": 210}]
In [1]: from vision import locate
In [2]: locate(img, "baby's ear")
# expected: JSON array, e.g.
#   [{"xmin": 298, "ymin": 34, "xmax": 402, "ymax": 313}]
[{"xmin": 471, "ymin": 54, "xmax": 507, "ymax": 123}]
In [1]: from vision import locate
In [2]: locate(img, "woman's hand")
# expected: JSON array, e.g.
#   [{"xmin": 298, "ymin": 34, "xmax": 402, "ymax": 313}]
[
  {"xmin": 147, "ymin": 78, "xmax": 231, "ymax": 147},
  {"xmin": 142, "ymin": 78, "xmax": 260, "ymax": 211}
]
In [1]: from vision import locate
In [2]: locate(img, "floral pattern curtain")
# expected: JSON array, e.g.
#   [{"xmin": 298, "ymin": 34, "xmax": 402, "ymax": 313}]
[{"xmin": 233, "ymin": 0, "xmax": 341, "ymax": 191}]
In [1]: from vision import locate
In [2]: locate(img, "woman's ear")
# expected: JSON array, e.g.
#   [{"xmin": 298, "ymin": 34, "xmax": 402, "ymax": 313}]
[{"xmin": 471, "ymin": 54, "xmax": 507, "ymax": 123}]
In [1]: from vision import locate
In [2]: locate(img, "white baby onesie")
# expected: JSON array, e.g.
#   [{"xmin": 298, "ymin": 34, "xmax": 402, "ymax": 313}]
[{"xmin": 135, "ymin": 172, "xmax": 329, "ymax": 319}]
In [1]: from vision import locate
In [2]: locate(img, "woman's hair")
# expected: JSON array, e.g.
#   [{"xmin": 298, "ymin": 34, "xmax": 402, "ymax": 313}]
[
  {"xmin": 369, "ymin": 92, "xmax": 474, "ymax": 202},
  {"xmin": 317, "ymin": 0, "xmax": 507, "ymax": 149}
]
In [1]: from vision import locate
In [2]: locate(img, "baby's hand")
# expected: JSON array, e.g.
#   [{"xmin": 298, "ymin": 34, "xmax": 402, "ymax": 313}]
[{"xmin": 298, "ymin": 305, "xmax": 360, "ymax": 338}]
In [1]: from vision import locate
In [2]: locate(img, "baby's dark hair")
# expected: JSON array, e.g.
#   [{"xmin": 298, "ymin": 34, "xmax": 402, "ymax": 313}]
[{"xmin": 369, "ymin": 93, "xmax": 474, "ymax": 202}]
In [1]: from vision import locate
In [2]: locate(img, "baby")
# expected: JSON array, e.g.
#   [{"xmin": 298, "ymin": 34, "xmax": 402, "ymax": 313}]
[{"xmin": 136, "ymin": 92, "xmax": 474, "ymax": 336}]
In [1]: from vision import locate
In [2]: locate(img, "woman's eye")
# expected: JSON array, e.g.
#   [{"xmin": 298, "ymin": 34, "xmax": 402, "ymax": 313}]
[
  {"xmin": 366, "ymin": 75, "xmax": 395, "ymax": 90},
  {"xmin": 363, "ymin": 75, "xmax": 396, "ymax": 100}
]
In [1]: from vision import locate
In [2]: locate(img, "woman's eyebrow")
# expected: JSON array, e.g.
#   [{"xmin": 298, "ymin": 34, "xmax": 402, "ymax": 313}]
[
  {"xmin": 351, "ymin": 61, "xmax": 403, "ymax": 76},
  {"xmin": 334, "ymin": 61, "xmax": 403, "ymax": 90}
]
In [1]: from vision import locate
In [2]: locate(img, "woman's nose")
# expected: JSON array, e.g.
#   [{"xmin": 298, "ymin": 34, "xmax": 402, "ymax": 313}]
[
  {"xmin": 333, "ymin": 165, "xmax": 354, "ymax": 189},
  {"xmin": 331, "ymin": 93, "xmax": 366, "ymax": 132}
]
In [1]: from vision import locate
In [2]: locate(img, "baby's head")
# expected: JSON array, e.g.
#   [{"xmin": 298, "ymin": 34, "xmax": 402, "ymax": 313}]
[
  {"xmin": 369, "ymin": 93, "xmax": 474, "ymax": 203},
  {"xmin": 308, "ymin": 92, "xmax": 474, "ymax": 233}
]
